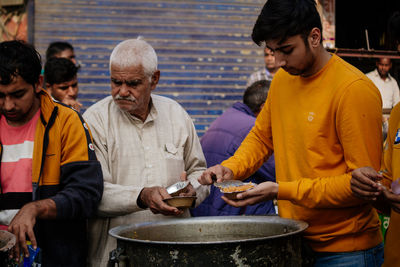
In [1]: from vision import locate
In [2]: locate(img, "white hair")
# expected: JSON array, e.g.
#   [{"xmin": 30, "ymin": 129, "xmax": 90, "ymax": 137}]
[{"xmin": 109, "ymin": 38, "xmax": 158, "ymax": 77}]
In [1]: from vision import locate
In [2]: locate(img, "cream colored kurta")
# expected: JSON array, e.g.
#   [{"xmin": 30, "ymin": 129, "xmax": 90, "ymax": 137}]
[{"xmin": 83, "ymin": 94, "xmax": 209, "ymax": 266}]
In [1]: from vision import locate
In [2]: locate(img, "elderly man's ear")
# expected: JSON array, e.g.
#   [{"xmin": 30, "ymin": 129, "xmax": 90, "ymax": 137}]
[{"xmin": 150, "ymin": 70, "xmax": 160, "ymax": 89}]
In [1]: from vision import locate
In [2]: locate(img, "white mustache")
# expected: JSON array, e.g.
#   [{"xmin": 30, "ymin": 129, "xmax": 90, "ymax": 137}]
[{"xmin": 115, "ymin": 95, "xmax": 136, "ymax": 102}]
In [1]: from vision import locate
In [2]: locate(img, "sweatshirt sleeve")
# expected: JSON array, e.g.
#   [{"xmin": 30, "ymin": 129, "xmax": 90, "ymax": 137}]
[
  {"xmin": 223, "ymin": 78, "xmax": 382, "ymax": 209},
  {"xmin": 51, "ymin": 111, "xmax": 104, "ymax": 219},
  {"xmin": 278, "ymin": 79, "xmax": 382, "ymax": 208},
  {"xmin": 381, "ymin": 103, "xmax": 400, "ymax": 187}
]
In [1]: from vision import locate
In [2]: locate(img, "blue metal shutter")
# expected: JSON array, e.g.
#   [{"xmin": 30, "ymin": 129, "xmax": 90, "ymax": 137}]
[{"xmin": 34, "ymin": 0, "xmax": 265, "ymax": 136}]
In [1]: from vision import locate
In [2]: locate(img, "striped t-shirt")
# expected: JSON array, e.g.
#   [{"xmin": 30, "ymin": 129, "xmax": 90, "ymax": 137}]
[{"xmin": 0, "ymin": 110, "xmax": 40, "ymax": 225}]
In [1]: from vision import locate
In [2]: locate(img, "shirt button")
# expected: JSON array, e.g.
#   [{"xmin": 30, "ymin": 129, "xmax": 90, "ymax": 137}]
[
  {"xmin": 147, "ymin": 164, "xmax": 152, "ymax": 168},
  {"xmin": 145, "ymin": 146, "xmax": 150, "ymax": 150}
]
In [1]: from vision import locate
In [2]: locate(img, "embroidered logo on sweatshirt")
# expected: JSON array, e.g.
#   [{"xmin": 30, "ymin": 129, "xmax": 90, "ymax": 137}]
[
  {"xmin": 307, "ymin": 112, "xmax": 315, "ymax": 122},
  {"xmin": 395, "ymin": 129, "xmax": 400, "ymax": 144}
]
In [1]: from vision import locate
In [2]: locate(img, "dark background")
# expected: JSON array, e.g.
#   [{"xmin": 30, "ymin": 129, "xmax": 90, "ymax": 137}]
[{"xmin": 335, "ymin": 0, "xmax": 400, "ymax": 78}]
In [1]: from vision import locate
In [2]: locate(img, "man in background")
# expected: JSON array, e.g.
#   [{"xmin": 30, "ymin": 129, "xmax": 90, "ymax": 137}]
[
  {"xmin": 366, "ymin": 57, "xmax": 400, "ymax": 139},
  {"xmin": 246, "ymin": 46, "xmax": 278, "ymax": 87},
  {"xmin": 44, "ymin": 57, "xmax": 82, "ymax": 111},
  {"xmin": 45, "ymin": 41, "xmax": 78, "ymax": 66},
  {"xmin": 191, "ymin": 80, "xmax": 276, "ymax": 217}
]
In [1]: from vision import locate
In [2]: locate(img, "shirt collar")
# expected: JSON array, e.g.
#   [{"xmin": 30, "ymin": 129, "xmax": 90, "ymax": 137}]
[
  {"xmin": 373, "ymin": 69, "xmax": 393, "ymax": 81},
  {"xmin": 124, "ymin": 95, "xmax": 158, "ymax": 124}
]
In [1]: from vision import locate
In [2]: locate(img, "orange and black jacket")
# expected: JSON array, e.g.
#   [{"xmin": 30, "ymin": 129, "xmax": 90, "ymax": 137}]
[{"xmin": 0, "ymin": 90, "xmax": 103, "ymax": 266}]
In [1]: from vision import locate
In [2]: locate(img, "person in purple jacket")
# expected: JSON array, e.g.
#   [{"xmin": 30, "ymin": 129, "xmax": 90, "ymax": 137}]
[{"xmin": 191, "ymin": 80, "xmax": 276, "ymax": 216}]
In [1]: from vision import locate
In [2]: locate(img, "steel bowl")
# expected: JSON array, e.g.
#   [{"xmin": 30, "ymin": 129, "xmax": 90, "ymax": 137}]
[
  {"xmin": 166, "ymin": 181, "xmax": 189, "ymax": 197},
  {"xmin": 163, "ymin": 196, "xmax": 197, "ymax": 208}
]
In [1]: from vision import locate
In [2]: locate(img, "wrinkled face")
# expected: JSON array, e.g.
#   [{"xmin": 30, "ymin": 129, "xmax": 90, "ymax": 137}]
[
  {"xmin": 0, "ymin": 75, "xmax": 41, "ymax": 127},
  {"xmin": 47, "ymin": 76, "xmax": 78, "ymax": 102},
  {"xmin": 110, "ymin": 64, "xmax": 159, "ymax": 121},
  {"xmin": 55, "ymin": 49, "xmax": 77, "ymax": 66},
  {"xmin": 266, "ymin": 33, "xmax": 316, "ymax": 77},
  {"xmin": 264, "ymin": 47, "xmax": 276, "ymax": 70},
  {"xmin": 377, "ymin": 58, "xmax": 392, "ymax": 78}
]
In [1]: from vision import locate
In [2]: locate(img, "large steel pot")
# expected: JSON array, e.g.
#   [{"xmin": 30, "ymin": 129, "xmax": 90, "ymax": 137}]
[
  {"xmin": 0, "ymin": 230, "xmax": 16, "ymax": 267},
  {"xmin": 108, "ymin": 215, "xmax": 308, "ymax": 267}
]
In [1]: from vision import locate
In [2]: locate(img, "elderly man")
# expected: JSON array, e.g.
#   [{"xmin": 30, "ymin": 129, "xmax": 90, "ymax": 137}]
[{"xmin": 83, "ymin": 39, "xmax": 209, "ymax": 266}]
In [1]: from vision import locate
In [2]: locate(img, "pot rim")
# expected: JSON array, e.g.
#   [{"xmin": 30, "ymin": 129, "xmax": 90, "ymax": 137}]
[{"xmin": 108, "ymin": 215, "xmax": 308, "ymax": 245}]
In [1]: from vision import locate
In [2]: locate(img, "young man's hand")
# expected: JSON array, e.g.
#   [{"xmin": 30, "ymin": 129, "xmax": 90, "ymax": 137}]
[
  {"xmin": 198, "ymin": 165, "xmax": 234, "ymax": 185},
  {"xmin": 221, "ymin": 181, "xmax": 278, "ymax": 207},
  {"xmin": 8, "ymin": 199, "xmax": 56, "ymax": 260},
  {"xmin": 382, "ymin": 188, "xmax": 400, "ymax": 213},
  {"xmin": 351, "ymin": 167, "xmax": 383, "ymax": 201}
]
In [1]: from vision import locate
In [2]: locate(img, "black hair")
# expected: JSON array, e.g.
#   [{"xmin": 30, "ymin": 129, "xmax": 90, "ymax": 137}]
[
  {"xmin": 243, "ymin": 80, "xmax": 271, "ymax": 114},
  {"xmin": 252, "ymin": 0, "xmax": 322, "ymax": 46},
  {"xmin": 45, "ymin": 41, "xmax": 74, "ymax": 60},
  {"xmin": 0, "ymin": 40, "xmax": 42, "ymax": 87},
  {"xmin": 44, "ymin": 57, "xmax": 78, "ymax": 85}
]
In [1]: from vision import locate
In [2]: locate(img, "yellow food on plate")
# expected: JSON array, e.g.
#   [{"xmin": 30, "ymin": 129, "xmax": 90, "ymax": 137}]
[{"xmin": 221, "ymin": 182, "xmax": 255, "ymax": 193}]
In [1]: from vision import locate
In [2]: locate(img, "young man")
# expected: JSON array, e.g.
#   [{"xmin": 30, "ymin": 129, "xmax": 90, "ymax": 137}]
[
  {"xmin": 351, "ymin": 12, "xmax": 400, "ymax": 267},
  {"xmin": 198, "ymin": 0, "xmax": 383, "ymax": 265},
  {"xmin": 351, "ymin": 104, "xmax": 400, "ymax": 266},
  {"xmin": 44, "ymin": 57, "xmax": 82, "ymax": 111},
  {"xmin": 0, "ymin": 40, "xmax": 103, "ymax": 266}
]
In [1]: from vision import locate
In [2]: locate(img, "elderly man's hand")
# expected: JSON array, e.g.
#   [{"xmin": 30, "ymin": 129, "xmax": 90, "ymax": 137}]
[
  {"xmin": 221, "ymin": 181, "xmax": 278, "ymax": 207},
  {"xmin": 139, "ymin": 187, "xmax": 183, "ymax": 216},
  {"xmin": 198, "ymin": 165, "xmax": 233, "ymax": 185},
  {"xmin": 351, "ymin": 167, "xmax": 383, "ymax": 201}
]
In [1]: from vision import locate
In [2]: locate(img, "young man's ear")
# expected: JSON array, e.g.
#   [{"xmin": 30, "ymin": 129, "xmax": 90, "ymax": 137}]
[
  {"xmin": 35, "ymin": 75, "xmax": 44, "ymax": 94},
  {"xmin": 309, "ymin": 27, "xmax": 321, "ymax": 47}
]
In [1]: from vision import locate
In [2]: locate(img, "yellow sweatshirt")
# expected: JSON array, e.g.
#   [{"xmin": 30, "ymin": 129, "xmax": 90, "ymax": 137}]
[
  {"xmin": 222, "ymin": 54, "xmax": 383, "ymax": 252},
  {"xmin": 381, "ymin": 103, "xmax": 400, "ymax": 267}
]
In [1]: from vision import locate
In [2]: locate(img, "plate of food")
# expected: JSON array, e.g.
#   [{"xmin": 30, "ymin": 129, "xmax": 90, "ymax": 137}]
[{"xmin": 219, "ymin": 182, "xmax": 256, "ymax": 200}]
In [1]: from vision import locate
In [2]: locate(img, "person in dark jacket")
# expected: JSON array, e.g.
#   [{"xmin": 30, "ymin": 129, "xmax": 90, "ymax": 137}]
[
  {"xmin": 0, "ymin": 40, "xmax": 103, "ymax": 266},
  {"xmin": 191, "ymin": 80, "xmax": 276, "ymax": 216}
]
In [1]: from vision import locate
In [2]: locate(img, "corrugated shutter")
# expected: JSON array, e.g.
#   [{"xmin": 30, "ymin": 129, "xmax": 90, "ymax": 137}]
[{"xmin": 34, "ymin": 0, "xmax": 265, "ymax": 136}]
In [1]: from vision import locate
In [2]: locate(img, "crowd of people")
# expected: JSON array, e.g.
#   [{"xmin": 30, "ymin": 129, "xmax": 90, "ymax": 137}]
[{"xmin": 0, "ymin": 0, "xmax": 400, "ymax": 266}]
